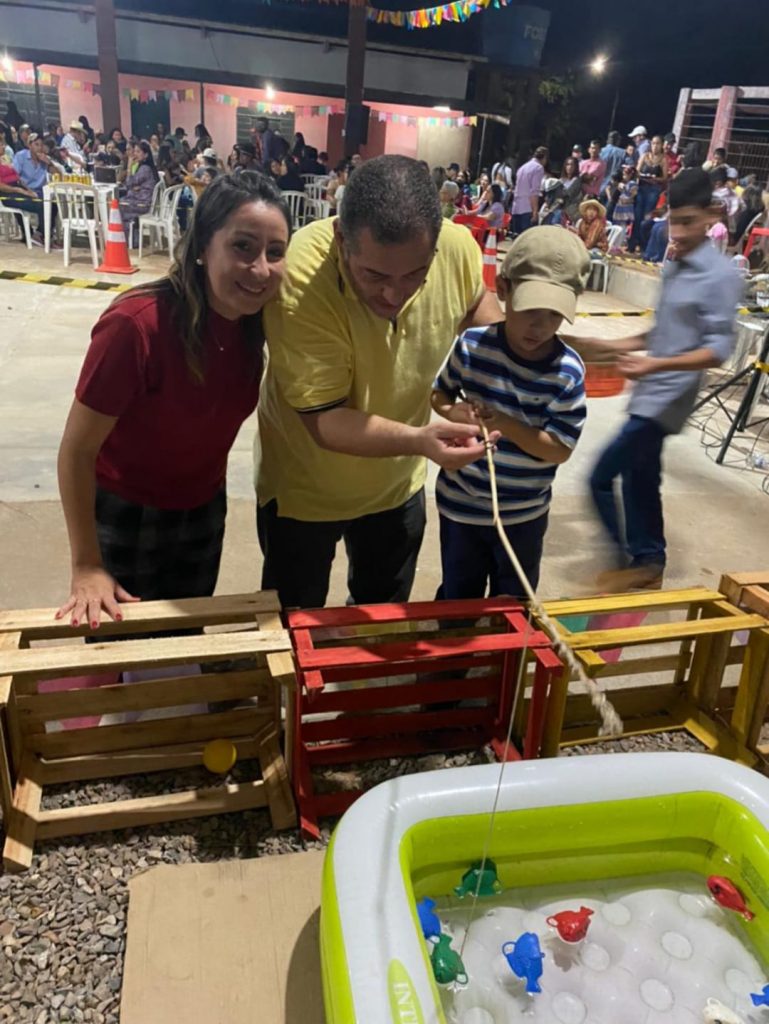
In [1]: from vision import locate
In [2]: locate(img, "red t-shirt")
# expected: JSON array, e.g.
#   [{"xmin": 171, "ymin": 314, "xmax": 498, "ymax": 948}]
[{"xmin": 75, "ymin": 291, "xmax": 263, "ymax": 509}]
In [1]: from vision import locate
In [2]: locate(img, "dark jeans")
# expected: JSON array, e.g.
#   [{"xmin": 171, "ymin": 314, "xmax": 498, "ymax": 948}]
[
  {"xmin": 512, "ymin": 211, "xmax": 533, "ymax": 235},
  {"xmin": 257, "ymin": 490, "xmax": 426, "ymax": 609},
  {"xmin": 437, "ymin": 511, "xmax": 549, "ymax": 600},
  {"xmin": 589, "ymin": 415, "xmax": 667, "ymax": 569},
  {"xmin": 2, "ymin": 194, "xmax": 50, "ymax": 234},
  {"xmin": 628, "ymin": 183, "xmax": 661, "ymax": 251},
  {"xmin": 643, "ymin": 219, "xmax": 668, "ymax": 262}
]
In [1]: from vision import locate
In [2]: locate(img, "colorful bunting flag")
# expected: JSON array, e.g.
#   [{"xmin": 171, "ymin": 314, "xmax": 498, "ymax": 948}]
[{"xmin": 366, "ymin": 0, "xmax": 510, "ymax": 30}]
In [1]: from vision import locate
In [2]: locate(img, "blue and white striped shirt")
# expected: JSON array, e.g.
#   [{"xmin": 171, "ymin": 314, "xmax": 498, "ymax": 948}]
[{"xmin": 434, "ymin": 322, "xmax": 586, "ymax": 526}]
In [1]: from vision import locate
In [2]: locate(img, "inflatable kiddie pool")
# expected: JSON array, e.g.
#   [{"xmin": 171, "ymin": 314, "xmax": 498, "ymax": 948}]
[{"xmin": 320, "ymin": 753, "xmax": 769, "ymax": 1024}]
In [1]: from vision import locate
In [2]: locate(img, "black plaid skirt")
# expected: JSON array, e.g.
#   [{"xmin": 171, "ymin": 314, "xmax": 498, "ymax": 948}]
[{"xmin": 95, "ymin": 486, "xmax": 227, "ymax": 601}]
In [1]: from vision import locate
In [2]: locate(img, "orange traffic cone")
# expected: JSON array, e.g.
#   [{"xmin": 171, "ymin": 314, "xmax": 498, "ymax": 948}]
[
  {"xmin": 482, "ymin": 228, "xmax": 498, "ymax": 291},
  {"xmin": 97, "ymin": 199, "xmax": 137, "ymax": 275}
]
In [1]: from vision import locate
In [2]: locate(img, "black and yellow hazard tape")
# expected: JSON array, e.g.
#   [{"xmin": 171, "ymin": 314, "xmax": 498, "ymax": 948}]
[
  {"xmin": 609, "ymin": 254, "xmax": 662, "ymax": 270},
  {"xmin": 0, "ymin": 269, "xmax": 130, "ymax": 292},
  {"xmin": 575, "ymin": 310, "xmax": 653, "ymax": 317},
  {"xmin": 0, "ymin": 267, "xmax": 656, "ymax": 316}
]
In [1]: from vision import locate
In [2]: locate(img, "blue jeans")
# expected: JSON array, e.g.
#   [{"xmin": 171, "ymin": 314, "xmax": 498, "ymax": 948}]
[
  {"xmin": 589, "ymin": 415, "xmax": 668, "ymax": 569},
  {"xmin": 643, "ymin": 219, "xmax": 668, "ymax": 262},
  {"xmin": 512, "ymin": 212, "xmax": 533, "ymax": 235},
  {"xmin": 628, "ymin": 183, "xmax": 661, "ymax": 252},
  {"xmin": 437, "ymin": 511, "xmax": 549, "ymax": 600}
]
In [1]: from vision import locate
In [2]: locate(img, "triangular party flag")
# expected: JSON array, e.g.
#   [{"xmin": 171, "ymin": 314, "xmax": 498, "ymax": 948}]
[{"xmin": 149, "ymin": 90, "xmax": 156, "ymax": 101}]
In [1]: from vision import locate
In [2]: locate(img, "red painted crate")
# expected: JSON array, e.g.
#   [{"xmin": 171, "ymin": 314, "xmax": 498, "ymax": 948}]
[{"xmin": 285, "ymin": 598, "xmax": 561, "ymax": 839}]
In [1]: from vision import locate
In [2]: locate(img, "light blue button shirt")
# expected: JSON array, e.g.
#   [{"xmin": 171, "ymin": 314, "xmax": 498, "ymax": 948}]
[
  {"xmin": 628, "ymin": 240, "xmax": 743, "ymax": 433},
  {"xmin": 13, "ymin": 149, "xmax": 47, "ymax": 194}
]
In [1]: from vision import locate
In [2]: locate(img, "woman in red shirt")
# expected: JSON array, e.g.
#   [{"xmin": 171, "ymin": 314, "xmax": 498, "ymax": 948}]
[{"xmin": 56, "ymin": 172, "xmax": 291, "ymax": 627}]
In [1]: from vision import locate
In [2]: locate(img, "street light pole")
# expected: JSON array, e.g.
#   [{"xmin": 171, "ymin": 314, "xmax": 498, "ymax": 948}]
[{"xmin": 609, "ymin": 85, "xmax": 620, "ymax": 134}]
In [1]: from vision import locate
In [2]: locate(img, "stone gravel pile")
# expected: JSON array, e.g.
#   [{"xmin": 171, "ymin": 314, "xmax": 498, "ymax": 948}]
[{"xmin": 0, "ymin": 732, "xmax": 705, "ymax": 1021}]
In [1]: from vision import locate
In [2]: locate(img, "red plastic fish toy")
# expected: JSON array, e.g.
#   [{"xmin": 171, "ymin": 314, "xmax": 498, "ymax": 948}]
[
  {"xmin": 707, "ymin": 876, "xmax": 755, "ymax": 921},
  {"xmin": 546, "ymin": 906, "xmax": 594, "ymax": 943}
]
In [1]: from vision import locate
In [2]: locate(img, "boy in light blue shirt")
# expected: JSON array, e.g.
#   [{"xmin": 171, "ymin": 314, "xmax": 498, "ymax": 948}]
[{"xmin": 582, "ymin": 168, "xmax": 743, "ymax": 591}]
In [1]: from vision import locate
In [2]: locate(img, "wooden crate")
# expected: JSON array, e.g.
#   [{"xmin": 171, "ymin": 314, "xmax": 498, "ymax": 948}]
[
  {"xmin": 531, "ymin": 587, "xmax": 767, "ymax": 765},
  {"xmin": 282, "ymin": 598, "xmax": 561, "ymax": 839},
  {"xmin": 0, "ymin": 592, "xmax": 296, "ymax": 872},
  {"xmin": 720, "ymin": 572, "xmax": 769, "ymax": 756}
]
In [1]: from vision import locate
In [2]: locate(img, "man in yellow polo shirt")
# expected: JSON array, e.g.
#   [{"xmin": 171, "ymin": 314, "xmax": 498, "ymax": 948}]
[{"xmin": 256, "ymin": 154, "xmax": 501, "ymax": 608}]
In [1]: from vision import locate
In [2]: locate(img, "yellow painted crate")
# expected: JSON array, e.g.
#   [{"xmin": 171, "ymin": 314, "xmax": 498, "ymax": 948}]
[{"xmin": 527, "ymin": 587, "xmax": 767, "ymax": 765}]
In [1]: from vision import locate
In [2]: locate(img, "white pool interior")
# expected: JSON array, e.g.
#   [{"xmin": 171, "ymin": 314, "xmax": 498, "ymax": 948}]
[{"xmin": 431, "ymin": 871, "xmax": 769, "ymax": 1024}]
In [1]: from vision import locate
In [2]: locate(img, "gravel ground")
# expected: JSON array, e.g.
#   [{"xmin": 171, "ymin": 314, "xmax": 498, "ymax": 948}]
[{"xmin": 0, "ymin": 731, "xmax": 706, "ymax": 1022}]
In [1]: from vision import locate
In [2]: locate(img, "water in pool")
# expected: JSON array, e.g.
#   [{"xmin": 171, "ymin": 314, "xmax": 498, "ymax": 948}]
[{"xmin": 429, "ymin": 872, "xmax": 768, "ymax": 1024}]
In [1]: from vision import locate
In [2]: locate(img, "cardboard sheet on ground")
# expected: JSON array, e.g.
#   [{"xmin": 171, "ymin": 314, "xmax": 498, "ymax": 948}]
[{"xmin": 121, "ymin": 850, "xmax": 326, "ymax": 1024}]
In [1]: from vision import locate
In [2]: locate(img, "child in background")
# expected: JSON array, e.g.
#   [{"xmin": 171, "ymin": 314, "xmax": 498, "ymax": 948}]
[
  {"xmin": 430, "ymin": 227, "xmax": 590, "ymax": 598},
  {"xmin": 610, "ymin": 165, "xmax": 638, "ymax": 246},
  {"xmin": 707, "ymin": 201, "xmax": 729, "ymax": 253},
  {"xmin": 576, "ymin": 198, "xmax": 608, "ymax": 256},
  {"xmin": 578, "ymin": 169, "xmax": 743, "ymax": 591}
]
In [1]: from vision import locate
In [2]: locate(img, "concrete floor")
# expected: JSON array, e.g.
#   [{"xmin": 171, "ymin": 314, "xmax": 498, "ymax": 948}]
[{"xmin": 0, "ymin": 243, "xmax": 767, "ymax": 614}]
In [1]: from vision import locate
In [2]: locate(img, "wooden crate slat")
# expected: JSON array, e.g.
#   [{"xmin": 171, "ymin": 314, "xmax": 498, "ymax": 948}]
[
  {"xmin": 39, "ymin": 736, "xmax": 264, "ymax": 784},
  {"xmin": 731, "ymin": 629, "xmax": 769, "ymax": 749},
  {"xmin": 286, "ymin": 597, "xmax": 522, "ymax": 629},
  {"xmin": 304, "ymin": 674, "xmax": 501, "ymax": 715},
  {"xmin": 565, "ymin": 614, "xmax": 764, "ymax": 651},
  {"xmin": 296, "ymin": 630, "xmax": 551, "ymax": 671},
  {"xmin": 542, "ymin": 588, "xmax": 723, "ymax": 618},
  {"xmin": 34, "ymin": 779, "xmax": 270, "ymax": 840},
  {"xmin": 16, "ymin": 669, "xmax": 269, "ymax": 725},
  {"xmin": 302, "ymin": 706, "xmax": 493, "ymax": 743},
  {"xmin": 0, "ymin": 591, "xmax": 281, "ymax": 639},
  {"xmin": 740, "ymin": 586, "xmax": 769, "ymax": 618},
  {"xmin": 2, "ymin": 630, "xmax": 290, "ymax": 686},
  {"xmin": 29, "ymin": 706, "xmax": 271, "ymax": 758},
  {"xmin": 257, "ymin": 730, "xmax": 296, "ymax": 831},
  {"xmin": 719, "ymin": 572, "xmax": 769, "ymax": 606},
  {"xmin": 3, "ymin": 755, "xmax": 43, "ymax": 873},
  {"xmin": 1, "ymin": 632, "xmax": 23, "ymax": 776}
]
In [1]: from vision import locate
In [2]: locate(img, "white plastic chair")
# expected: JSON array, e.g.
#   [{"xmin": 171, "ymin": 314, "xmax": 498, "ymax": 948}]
[
  {"xmin": 303, "ymin": 197, "xmax": 331, "ymax": 223},
  {"xmin": 0, "ymin": 199, "xmax": 33, "ymax": 248},
  {"xmin": 50, "ymin": 183, "xmax": 100, "ymax": 269},
  {"xmin": 138, "ymin": 184, "xmax": 184, "ymax": 260},
  {"xmin": 281, "ymin": 190, "xmax": 306, "ymax": 229},
  {"xmin": 304, "ymin": 180, "xmax": 329, "ymax": 201},
  {"xmin": 129, "ymin": 179, "xmax": 165, "ymax": 249}
]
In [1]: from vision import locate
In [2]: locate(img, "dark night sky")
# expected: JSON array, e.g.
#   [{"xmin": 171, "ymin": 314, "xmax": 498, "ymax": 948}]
[
  {"xmin": 70, "ymin": 0, "xmax": 767, "ymax": 138},
  {"xmin": 541, "ymin": 0, "xmax": 766, "ymax": 137}
]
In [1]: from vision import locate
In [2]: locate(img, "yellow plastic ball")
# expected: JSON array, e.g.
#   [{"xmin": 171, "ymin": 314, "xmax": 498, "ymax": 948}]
[{"xmin": 203, "ymin": 738, "xmax": 237, "ymax": 775}]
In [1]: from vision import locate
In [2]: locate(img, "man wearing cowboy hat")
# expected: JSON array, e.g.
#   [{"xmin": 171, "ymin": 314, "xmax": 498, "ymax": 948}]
[
  {"xmin": 628, "ymin": 126, "xmax": 649, "ymax": 163},
  {"xmin": 60, "ymin": 119, "xmax": 88, "ymax": 168}
]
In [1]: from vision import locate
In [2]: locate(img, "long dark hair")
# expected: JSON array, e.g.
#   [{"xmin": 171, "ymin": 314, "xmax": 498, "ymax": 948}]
[
  {"xmin": 135, "ymin": 140, "xmax": 159, "ymax": 181},
  {"xmin": 114, "ymin": 172, "xmax": 292, "ymax": 381},
  {"xmin": 562, "ymin": 156, "xmax": 579, "ymax": 180}
]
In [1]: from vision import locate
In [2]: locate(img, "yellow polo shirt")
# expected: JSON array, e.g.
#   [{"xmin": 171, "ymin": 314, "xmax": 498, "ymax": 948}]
[{"xmin": 256, "ymin": 217, "xmax": 483, "ymax": 522}]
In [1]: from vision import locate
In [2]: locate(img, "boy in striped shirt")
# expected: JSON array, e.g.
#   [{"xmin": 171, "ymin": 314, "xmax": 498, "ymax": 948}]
[{"xmin": 431, "ymin": 226, "xmax": 590, "ymax": 598}]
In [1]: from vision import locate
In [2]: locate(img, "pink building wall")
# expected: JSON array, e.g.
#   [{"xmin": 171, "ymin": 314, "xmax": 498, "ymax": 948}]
[{"xmin": 6, "ymin": 59, "xmax": 468, "ymax": 166}]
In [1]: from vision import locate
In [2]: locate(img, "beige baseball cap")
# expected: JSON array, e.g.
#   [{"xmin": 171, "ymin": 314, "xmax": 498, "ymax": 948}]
[{"xmin": 499, "ymin": 226, "xmax": 590, "ymax": 323}]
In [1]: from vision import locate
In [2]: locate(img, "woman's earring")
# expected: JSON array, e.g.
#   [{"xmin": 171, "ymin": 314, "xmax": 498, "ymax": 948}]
[{"xmin": 195, "ymin": 258, "xmax": 204, "ymax": 266}]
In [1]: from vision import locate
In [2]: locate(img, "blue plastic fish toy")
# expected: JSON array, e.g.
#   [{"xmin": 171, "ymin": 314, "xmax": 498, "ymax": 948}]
[
  {"xmin": 502, "ymin": 932, "xmax": 545, "ymax": 995},
  {"xmin": 751, "ymin": 984, "xmax": 769, "ymax": 1007},
  {"xmin": 416, "ymin": 897, "xmax": 441, "ymax": 941}
]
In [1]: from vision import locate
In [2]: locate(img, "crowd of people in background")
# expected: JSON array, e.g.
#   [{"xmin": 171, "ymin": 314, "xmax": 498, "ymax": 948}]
[
  {"xmin": 0, "ymin": 108, "xmax": 335, "ymax": 247},
  {"xmin": 443, "ymin": 125, "xmax": 767, "ymax": 267},
  {"xmin": 1, "ymin": 102, "xmax": 766, "ymax": 267}
]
